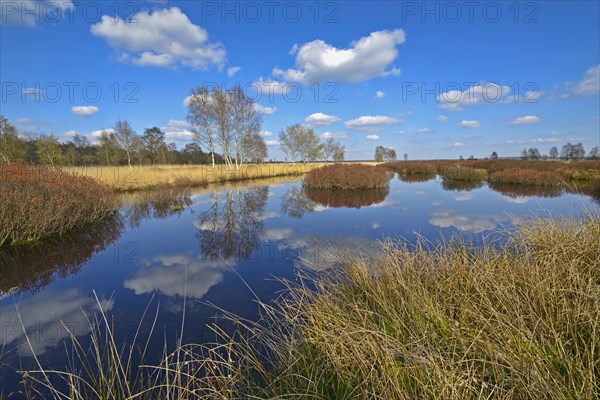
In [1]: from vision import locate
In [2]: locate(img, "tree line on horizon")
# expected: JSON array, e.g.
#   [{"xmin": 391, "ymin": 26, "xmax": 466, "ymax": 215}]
[
  {"xmin": 0, "ymin": 85, "xmax": 347, "ymax": 167},
  {"xmin": 518, "ymin": 143, "xmax": 598, "ymax": 160},
  {"xmin": 2, "ymin": 103, "xmax": 598, "ymax": 166}
]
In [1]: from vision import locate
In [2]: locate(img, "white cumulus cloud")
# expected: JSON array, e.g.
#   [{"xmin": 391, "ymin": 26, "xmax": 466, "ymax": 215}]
[
  {"xmin": 451, "ymin": 142, "xmax": 464, "ymax": 147},
  {"xmin": 90, "ymin": 7, "xmax": 226, "ymax": 70},
  {"xmin": 162, "ymin": 119, "xmax": 193, "ymax": 140},
  {"xmin": 437, "ymin": 82, "xmax": 511, "ymax": 111},
  {"xmin": 304, "ymin": 112, "xmax": 340, "ymax": 127},
  {"xmin": 458, "ymin": 120, "xmax": 480, "ymax": 128},
  {"xmin": 345, "ymin": 115, "xmax": 400, "ymax": 131},
  {"xmin": 375, "ymin": 90, "xmax": 385, "ymax": 98},
  {"xmin": 254, "ymin": 103, "xmax": 277, "ymax": 114},
  {"xmin": 366, "ymin": 135, "xmax": 380, "ymax": 140},
  {"xmin": 277, "ymin": 29, "xmax": 405, "ymax": 84},
  {"xmin": 71, "ymin": 106, "xmax": 99, "ymax": 117},
  {"xmin": 510, "ymin": 115, "xmax": 540, "ymax": 125},
  {"xmin": 437, "ymin": 115, "xmax": 449, "ymax": 121},
  {"xmin": 227, "ymin": 66, "xmax": 241, "ymax": 77},
  {"xmin": 250, "ymin": 78, "xmax": 289, "ymax": 96},
  {"xmin": 321, "ymin": 131, "xmax": 347, "ymax": 139}
]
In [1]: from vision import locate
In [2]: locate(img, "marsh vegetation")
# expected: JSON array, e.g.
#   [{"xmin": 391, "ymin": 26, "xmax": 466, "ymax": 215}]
[
  {"xmin": 0, "ymin": 162, "xmax": 118, "ymax": 246},
  {"xmin": 17, "ymin": 213, "xmax": 599, "ymax": 399}
]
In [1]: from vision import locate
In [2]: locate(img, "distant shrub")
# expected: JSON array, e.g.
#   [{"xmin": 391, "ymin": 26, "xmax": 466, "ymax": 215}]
[
  {"xmin": 489, "ymin": 168, "xmax": 562, "ymax": 186},
  {"xmin": 0, "ymin": 162, "xmax": 119, "ymax": 246},
  {"xmin": 303, "ymin": 163, "xmax": 390, "ymax": 190}
]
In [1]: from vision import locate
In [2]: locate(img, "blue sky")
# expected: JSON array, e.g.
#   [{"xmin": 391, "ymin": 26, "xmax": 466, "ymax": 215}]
[{"xmin": 1, "ymin": 0, "xmax": 599, "ymax": 160}]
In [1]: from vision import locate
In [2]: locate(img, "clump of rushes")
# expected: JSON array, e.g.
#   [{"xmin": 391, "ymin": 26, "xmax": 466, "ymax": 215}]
[
  {"xmin": 206, "ymin": 213, "xmax": 599, "ymax": 399},
  {"xmin": 303, "ymin": 163, "xmax": 391, "ymax": 190},
  {"xmin": 0, "ymin": 162, "xmax": 119, "ymax": 246},
  {"xmin": 440, "ymin": 165, "xmax": 488, "ymax": 181},
  {"xmin": 489, "ymin": 168, "xmax": 562, "ymax": 186}
]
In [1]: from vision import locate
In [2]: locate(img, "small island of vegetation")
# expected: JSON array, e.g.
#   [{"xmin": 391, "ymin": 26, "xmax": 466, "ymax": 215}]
[{"xmin": 303, "ymin": 163, "xmax": 390, "ymax": 190}]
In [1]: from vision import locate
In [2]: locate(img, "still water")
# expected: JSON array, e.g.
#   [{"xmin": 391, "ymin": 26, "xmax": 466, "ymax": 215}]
[{"xmin": 0, "ymin": 173, "xmax": 597, "ymax": 393}]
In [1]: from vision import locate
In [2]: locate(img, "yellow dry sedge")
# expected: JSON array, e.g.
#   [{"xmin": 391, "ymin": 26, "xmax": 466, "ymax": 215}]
[{"xmin": 63, "ymin": 162, "xmax": 381, "ymax": 191}]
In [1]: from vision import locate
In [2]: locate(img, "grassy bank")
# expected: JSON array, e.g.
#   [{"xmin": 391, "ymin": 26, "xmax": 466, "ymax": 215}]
[
  {"xmin": 64, "ymin": 163, "xmax": 329, "ymax": 191},
  {"xmin": 0, "ymin": 162, "xmax": 119, "ymax": 246},
  {"xmin": 23, "ymin": 212, "xmax": 600, "ymax": 399}
]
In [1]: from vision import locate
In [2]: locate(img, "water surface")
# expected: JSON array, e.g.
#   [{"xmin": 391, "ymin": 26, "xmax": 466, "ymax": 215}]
[{"xmin": 1, "ymin": 173, "xmax": 597, "ymax": 393}]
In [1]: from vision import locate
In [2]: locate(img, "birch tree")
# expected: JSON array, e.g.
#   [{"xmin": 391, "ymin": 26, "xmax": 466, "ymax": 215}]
[
  {"xmin": 114, "ymin": 119, "xmax": 137, "ymax": 167},
  {"xmin": 212, "ymin": 87, "xmax": 234, "ymax": 167},
  {"xmin": 0, "ymin": 116, "xmax": 26, "ymax": 163},
  {"xmin": 279, "ymin": 124, "xmax": 322, "ymax": 162},
  {"xmin": 230, "ymin": 85, "xmax": 261, "ymax": 168},
  {"xmin": 187, "ymin": 86, "xmax": 217, "ymax": 167}
]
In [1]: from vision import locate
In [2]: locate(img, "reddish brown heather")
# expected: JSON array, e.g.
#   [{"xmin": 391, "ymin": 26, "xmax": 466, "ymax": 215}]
[
  {"xmin": 489, "ymin": 168, "xmax": 563, "ymax": 186},
  {"xmin": 0, "ymin": 162, "xmax": 119, "ymax": 246},
  {"xmin": 383, "ymin": 159, "xmax": 600, "ymax": 182},
  {"xmin": 303, "ymin": 163, "xmax": 390, "ymax": 190}
]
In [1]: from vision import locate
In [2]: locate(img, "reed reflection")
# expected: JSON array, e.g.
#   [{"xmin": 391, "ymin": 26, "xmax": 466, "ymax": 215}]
[
  {"xmin": 303, "ymin": 187, "xmax": 390, "ymax": 209},
  {"xmin": 0, "ymin": 215, "xmax": 123, "ymax": 295}
]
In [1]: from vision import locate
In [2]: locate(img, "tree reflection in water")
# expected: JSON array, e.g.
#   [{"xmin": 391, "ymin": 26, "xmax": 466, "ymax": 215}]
[
  {"xmin": 488, "ymin": 182, "xmax": 563, "ymax": 199},
  {"xmin": 303, "ymin": 186, "xmax": 390, "ymax": 209},
  {"xmin": 196, "ymin": 186, "xmax": 268, "ymax": 260},
  {"xmin": 281, "ymin": 185, "xmax": 317, "ymax": 219},
  {"xmin": 0, "ymin": 215, "xmax": 123, "ymax": 295}
]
